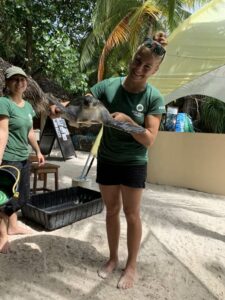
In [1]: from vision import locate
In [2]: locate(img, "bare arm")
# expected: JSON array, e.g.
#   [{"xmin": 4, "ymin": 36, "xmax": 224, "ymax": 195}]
[
  {"xmin": 111, "ymin": 112, "xmax": 161, "ymax": 147},
  {"xmin": 133, "ymin": 114, "xmax": 161, "ymax": 147},
  {"xmin": 0, "ymin": 117, "xmax": 9, "ymax": 165},
  {"xmin": 28, "ymin": 127, "xmax": 45, "ymax": 165}
]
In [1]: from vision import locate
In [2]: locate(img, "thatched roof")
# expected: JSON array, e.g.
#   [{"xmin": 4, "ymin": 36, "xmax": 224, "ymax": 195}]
[
  {"xmin": 0, "ymin": 57, "xmax": 49, "ymax": 114},
  {"xmin": 33, "ymin": 74, "xmax": 74, "ymax": 102}
]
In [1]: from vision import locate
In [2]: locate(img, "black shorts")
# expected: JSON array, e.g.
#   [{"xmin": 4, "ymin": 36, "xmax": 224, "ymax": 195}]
[
  {"xmin": 96, "ymin": 160, "xmax": 147, "ymax": 188},
  {"xmin": 1, "ymin": 160, "xmax": 30, "ymax": 216}
]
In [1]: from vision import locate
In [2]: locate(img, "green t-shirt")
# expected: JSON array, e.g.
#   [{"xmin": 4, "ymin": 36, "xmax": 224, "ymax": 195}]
[
  {"xmin": 0, "ymin": 96, "xmax": 35, "ymax": 161},
  {"xmin": 90, "ymin": 77, "xmax": 166, "ymax": 165}
]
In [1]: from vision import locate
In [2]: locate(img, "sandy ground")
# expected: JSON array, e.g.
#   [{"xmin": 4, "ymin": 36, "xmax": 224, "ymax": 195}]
[{"xmin": 1, "ymin": 151, "xmax": 225, "ymax": 300}]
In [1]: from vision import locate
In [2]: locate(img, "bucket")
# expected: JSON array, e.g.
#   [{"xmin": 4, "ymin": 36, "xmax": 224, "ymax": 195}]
[
  {"xmin": 72, "ymin": 177, "xmax": 92, "ymax": 189},
  {"xmin": 0, "ymin": 165, "xmax": 20, "ymax": 207}
]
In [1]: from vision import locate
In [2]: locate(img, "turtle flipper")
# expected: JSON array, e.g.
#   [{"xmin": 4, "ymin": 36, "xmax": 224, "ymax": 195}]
[
  {"xmin": 47, "ymin": 96, "xmax": 69, "ymax": 114},
  {"xmin": 48, "ymin": 96, "xmax": 81, "ymax": 123},
  {"xmin": 105, "ymin": 118, "xmax": 145, "ymax": 134}
]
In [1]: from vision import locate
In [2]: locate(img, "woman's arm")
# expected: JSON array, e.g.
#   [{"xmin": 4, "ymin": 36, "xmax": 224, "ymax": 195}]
[
  {"xmin": 111, "ymin": 112, "xmax": 161, "ymax": 148},
  {"xmin": 0, "ymin": 117, "xmax": 9, "ymax": 165},
  {"xmin": 28, "ymin": 127, "xmax": 45, "ymax": 165},
  {"xmin": 133, "ymin": 114, "xmax": 161, "ymax": 147}
]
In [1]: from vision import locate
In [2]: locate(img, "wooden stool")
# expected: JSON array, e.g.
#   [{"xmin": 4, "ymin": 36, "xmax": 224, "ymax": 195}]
[{"xmin": 30, "ymin": 163, "xmax": 60, "ymax": 194}]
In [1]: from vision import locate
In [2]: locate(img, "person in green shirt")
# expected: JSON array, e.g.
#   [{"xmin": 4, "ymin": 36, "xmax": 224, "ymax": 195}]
[
  {"xmin": 90, "ymin": 33, "xmax": 167, "ymax": 289},
  {"xmin": 0, "ymin": 66, "xmax": 45, "ymax": 254},
  {"xmin": 50, "ymin": 32, "xmax": 167, "ymax": 289}
]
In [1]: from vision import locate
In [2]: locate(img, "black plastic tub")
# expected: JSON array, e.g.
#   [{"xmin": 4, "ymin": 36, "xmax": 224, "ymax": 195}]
[{"xmin": 21, "ymin": 187, "xmax": 104, "ymax": 230}]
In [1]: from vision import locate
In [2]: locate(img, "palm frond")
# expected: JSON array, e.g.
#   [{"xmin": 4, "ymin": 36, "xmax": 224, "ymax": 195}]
[
  {"xmin": 128, "ymin": 2, "xmax": 159, "ymax": 51},
  {"xmin": 92, "ymin": 0, "xmax": 138, "ymax": 29},
  {"xmin": 167, "ymin": 0, "xmax": 176, "ymax": 28},
  {"xmin": 201, "ymin": 98, "xmax": 225, "ymax": 133},
  {"xmin": 81, "ymin": 0, "xmax": 140, "ymax": 72},
  {"xmin": 97, "ymin": 13, "xmax": 131, "ymax": 81},
  {"xmin": 80, "ymin": 33, "xmax": 99, "ymax": 71},
  {"xmin": 98, "ymin": 3, "xmax": 159, "ymax": 81}
]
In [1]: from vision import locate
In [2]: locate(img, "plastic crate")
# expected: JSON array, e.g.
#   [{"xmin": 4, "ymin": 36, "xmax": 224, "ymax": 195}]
[{"xmin": 21, "ymin": 186, "xmax": 104, "ymax": 230}]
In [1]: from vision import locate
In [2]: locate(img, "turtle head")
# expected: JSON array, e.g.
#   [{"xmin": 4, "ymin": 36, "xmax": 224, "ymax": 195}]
[
  {"xmin": 72, "ymin": 95, "xmax": 100, "ymax": 108},
  {"xmin": 83, "ymin": 95, "xmax": 100, "ymax": 108}
]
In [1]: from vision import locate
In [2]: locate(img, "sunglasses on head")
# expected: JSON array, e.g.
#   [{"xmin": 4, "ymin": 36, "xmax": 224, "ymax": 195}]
[{"xmin": 143, "ymin": 37, "xmax": 166, "ymax": 56}]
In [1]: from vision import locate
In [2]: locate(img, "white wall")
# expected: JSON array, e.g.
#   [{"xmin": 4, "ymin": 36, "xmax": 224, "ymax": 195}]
[{"xmin": 147, "ymin": 132, "xmax": 225, "ymax": 195}]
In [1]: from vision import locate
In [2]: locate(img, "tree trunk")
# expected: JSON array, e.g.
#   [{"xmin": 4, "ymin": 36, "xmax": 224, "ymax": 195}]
[{"xmin": 25, "ymin": 19, "xmax": 33, "ymax": 74}]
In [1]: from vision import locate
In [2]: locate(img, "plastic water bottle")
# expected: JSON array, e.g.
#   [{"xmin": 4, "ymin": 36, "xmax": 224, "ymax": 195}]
[{"xmin": 175, "ymin": 113, "xmax": 185, "ymax": 132}]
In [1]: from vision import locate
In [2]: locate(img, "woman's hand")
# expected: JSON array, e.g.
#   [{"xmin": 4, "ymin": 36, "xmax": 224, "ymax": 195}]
[
  {"xmin": 111, "ymin": 112, "xmax": 132, "ymax": 123},
  {"xmin": 153, "ymin": 31, "xmax": 168, "ymax": 47},
  {"xmin": 36, "ymin": 152, "xmax": 45, "ymax": 166},
  {"xmin": 49, "ymin": 104, "xmax": 61, "ymax": 118},
  {"xmin": 28, "ymin": 127, "xmax": 45, "ymax": 165},
  {"xmin": 49, "ymin": 101, "xmax": 70, "ymax": 118}
]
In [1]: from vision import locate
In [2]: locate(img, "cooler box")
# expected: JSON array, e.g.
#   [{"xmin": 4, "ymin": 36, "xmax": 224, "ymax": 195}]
[{"xmin": 21, "ymin": 187, "xmax": 104, "ymax": 230}]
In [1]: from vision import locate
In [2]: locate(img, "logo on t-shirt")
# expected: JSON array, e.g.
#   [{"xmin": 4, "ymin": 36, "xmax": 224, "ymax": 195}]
[
  {"xmin": 132, "ymin": 103, "xmax": 144, "ymax": 118},
  {"xmin": 136, "ymin": 104, "xmax": 144, "ymax": 112}
]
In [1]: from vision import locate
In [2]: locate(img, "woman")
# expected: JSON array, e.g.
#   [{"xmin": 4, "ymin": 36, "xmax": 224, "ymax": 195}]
[
  {"xmin": 89, "ymin": 34, "xmax": 167, "ymax": 289},
  {"xmin": 0, "ymin": 66, "xmax": 45, "ymax": 253},
  {"xmin": 50, "ymin": 32, "xmax": 167, "ymax": 288}
]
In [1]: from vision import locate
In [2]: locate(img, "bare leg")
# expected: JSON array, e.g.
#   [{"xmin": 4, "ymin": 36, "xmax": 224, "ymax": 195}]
[
  {"xmin": 0, "ymin": 213, "xmax": 10, "ymax": 254},
  {"xmin": 117, "ymin": 186, "xmax": 143, "ymax": 289},
  {"xmin": 7, "ymin": 212, "xmax": 33, "ymax": 235},
  {"xmin": 98, "ymin": 184, "xmax": 121, "ymax": 279}
]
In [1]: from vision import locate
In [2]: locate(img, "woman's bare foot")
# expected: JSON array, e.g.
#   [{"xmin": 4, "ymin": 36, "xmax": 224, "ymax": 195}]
[
  {"xmin": 8, "ymin": 225, "xmax": 33, "ymax": 235},
  {"xmin": 97, "ymin": 259, "xmax": 118, "ymax": 279},
  {"xmin": 0, "ymin": 237, "xmax": 10, "ymax": 254},
  {"xmin": 117, "ymin": 267, "xmax": 136, "ymax": 289}
]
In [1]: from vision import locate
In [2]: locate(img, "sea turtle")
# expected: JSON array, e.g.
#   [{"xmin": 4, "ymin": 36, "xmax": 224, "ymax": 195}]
[{"xmin": 48, "ymin": 95, "xmax": 146, "ymax": 135}]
